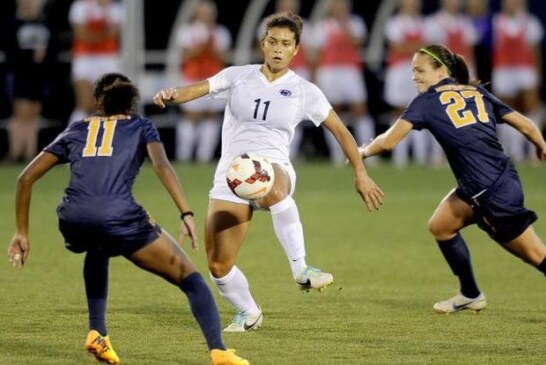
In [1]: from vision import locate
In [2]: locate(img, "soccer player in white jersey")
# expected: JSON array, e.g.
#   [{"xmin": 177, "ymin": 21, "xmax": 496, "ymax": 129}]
[{"xmin": 154, "ymin": 12, "xmax": 384, "ymax": 332}]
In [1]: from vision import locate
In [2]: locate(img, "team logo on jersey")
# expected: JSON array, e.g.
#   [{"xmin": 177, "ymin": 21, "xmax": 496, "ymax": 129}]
[{"xmin": 280, "ymin": 89, "xmax": 292, "ymax": 96}]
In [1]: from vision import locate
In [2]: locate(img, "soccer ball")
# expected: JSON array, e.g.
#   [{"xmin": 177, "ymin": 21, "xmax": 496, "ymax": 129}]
[{"xmin": 226, "ymin": 153, "xmax": 275, "ymax": 200}]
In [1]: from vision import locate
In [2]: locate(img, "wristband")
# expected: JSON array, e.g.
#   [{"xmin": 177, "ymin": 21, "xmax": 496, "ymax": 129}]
[{"xmin": 180, "ymin": 211, "xmax": 194, "ymax": 219}]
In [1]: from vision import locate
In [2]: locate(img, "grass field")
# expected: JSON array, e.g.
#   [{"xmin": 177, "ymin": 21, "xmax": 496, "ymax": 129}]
[{"xmin": 0, "ymin": 161, "xmax": 545, "ymax": 365}]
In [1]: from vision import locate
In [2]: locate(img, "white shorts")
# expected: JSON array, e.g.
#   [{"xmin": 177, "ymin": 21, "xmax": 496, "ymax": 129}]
[
  {"xmin": 384, "ymin": 63, "xmax": 418, "ymax": 108},
  {"xmin": 315, "ymin": 66, "xmax": 367, "ymax": 104},
  {"xmin": 492, "ymin": 67, "xmax": 539, "ymax": 97},
  {"xmin": 209, "ymin": 158, "xmax": 296, "ymax": 206},
  {"xmin": 71, "ymin": 55, "xmax": 121, "ymax": 83}
]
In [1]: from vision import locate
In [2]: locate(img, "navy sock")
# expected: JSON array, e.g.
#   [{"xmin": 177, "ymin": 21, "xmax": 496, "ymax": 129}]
[
  {"xmin": 437, "ymin": 233, "xmax": 481, "ymax": 299},
  {"xmin": 537, "ymin": 258, "xmax": 546, "ymax": 276},
  {"xmin": 84, "ymin": 251, "xmax": 109, "ymax": 336},
  {"xmin": 178, "ymin": 272, "xmax": 225, "ymax": 350}
]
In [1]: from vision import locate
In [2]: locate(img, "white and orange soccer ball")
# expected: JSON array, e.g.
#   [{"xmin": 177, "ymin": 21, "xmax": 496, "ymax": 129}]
[{"xmin": 226, "ymin": 153, "xmax": 275, "ymax": 200}]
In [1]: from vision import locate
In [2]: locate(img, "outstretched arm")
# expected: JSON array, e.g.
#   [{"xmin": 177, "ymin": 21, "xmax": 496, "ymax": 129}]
[
  {"xmin": 322, "ymin": 110, "xmax": 384, "ymax": 211},
  {"xmin": 152, "ymin": 80, "xmax": 210, "ymax": 108},
  {"xmin": 146, "ymin": 142, "xmax": 198, "ymax": 250},
  {"xmin": 502, "ymin": 111, "xmax": 546, "ymax": 160},
  {"xmin": 8, "ymin": 152, "xmax": 59, "ymax": 268},
  {"xmin": 359, "ymin": 118, "xmax": 413, "ymax": 158}
]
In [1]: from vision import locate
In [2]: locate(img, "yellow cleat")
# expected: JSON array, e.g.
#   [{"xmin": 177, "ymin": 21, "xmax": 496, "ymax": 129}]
[
  {"xmin": 210, "ymin": 348, "xmax": 250, "ymax": 365},
  {"xmin": 85, "ymin": 330, "xmax": 120, "ymax": 364}
]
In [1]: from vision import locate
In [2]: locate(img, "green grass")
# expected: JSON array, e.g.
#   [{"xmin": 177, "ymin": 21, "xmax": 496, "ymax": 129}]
[{"xmin": 0, "ymin": 161, "xmax": 545, "ymax": 364}]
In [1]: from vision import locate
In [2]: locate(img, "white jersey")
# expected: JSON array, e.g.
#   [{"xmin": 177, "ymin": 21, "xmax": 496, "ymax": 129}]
[{"xmin": 208, "ymin": 65, "xmax": 332, "ymax": 169}]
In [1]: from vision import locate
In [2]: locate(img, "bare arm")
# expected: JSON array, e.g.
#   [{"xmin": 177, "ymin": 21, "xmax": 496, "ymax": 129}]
[
  {"xmin": 146, "ymin": 142, "xmax": 198, "ymax": 249},
  {"xmin": 152, "ymin": 80, "xmax": 210, "ymax": 108},
  {"xmin": 8, "ymin": 152, "xmax": 59, "ymax": 268},
  {"xmin": 360, "ymin": 118, "xmax": 413, "ymax": 158},
  {"xmin": 502, "ymin": 111, "xmax": 546, "ymax": 160},
  {"xmin": 322, "ymin": 110, "xmax": 384, "ymax": 211}
]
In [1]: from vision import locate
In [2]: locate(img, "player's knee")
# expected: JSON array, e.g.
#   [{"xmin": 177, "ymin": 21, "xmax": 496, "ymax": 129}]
[
  {"xmin": 427, "ymin": 217, "xmax": 441, "ymax": 237},
  {"xmin": 208, "ymin": 259, "xmax": 234, "ymax": 278},
  {"xmin": 164, "ymin": 256, "xmax": 196, "ymax": 285},
  {"xmin": 428, "ymin": 217, "xmax": 451, "ymax": 240}
]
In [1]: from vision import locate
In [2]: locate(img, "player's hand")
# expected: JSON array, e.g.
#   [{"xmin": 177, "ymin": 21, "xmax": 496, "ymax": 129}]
[
  {"xmin": 7, "ymin": 233, "xmax": 30, "ymax": 269},
  {"xmin": 179, "ymin": 215, "xmax": 199, "ymax": 252},
  {"xmin": 355, "ymin": 174, "xmax": 384, "ymax": 212},
  {"xmin": 153, "ymin": 87, "xmax": 179, "ymax": 108}
]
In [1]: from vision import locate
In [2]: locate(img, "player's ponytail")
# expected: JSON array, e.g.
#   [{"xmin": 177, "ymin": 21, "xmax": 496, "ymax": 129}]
[
  {"xmin": 94, "ymin": 73, "xmax": 140, "ymax": 115},
  {"xmin": 450, "ymin": 54, "xmax": 470, "ymax": 85}
]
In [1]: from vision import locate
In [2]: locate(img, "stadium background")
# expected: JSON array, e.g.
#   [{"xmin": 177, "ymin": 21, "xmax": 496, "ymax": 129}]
[{"xmin": 1, "ymin": 0, "xmax": 546, "ymax": 159}]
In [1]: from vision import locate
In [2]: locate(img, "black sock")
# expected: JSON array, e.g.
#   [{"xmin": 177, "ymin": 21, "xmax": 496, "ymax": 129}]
[
  {"xmin": 178, "ymin": 272, "xmax": 225, "ymax": 351},
  {"xmin": 84, "ymin": 251, "xmax": 109, "ymax": 336},
  {"xmin": 437, "ymin": 233, "xmax": 481, "ymax": 299},
  {"xmin": 536, "ymin": 258, "xmax": 546, "ymax": 276}
]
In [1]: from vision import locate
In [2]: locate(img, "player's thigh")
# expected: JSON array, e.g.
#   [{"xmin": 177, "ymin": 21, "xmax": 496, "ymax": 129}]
[
  {"xmin": 205, "ymin": 199, "xmax": 253, "ymax": 267},
  {"xmin": 428, "ymin": 189, "xmax": 474, "ymax": 239},
  {"xmin": 258, "ymin": 162, "xmax": 294, "ymax": 207},
  {"xmin": 502, "ymin": 226, "xmax": 546, "ymax": 266},
  {"xmin": 127, "ymin": 230, "xmax": 196, "ymax": 284}
]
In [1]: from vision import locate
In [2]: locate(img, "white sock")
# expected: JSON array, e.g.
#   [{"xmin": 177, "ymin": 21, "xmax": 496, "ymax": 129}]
[
  {"xmin": 270, "ymin": 196, "xmax": 307, "ymax": 278},
  {"xmin": 175, "ymin": 119, "xmax": 195, "ymax": 162},
  {"xmin": 209, "ymin": 266, "xmax": 260, "ymax": 315},
  {"xmin": 354, "ymin": 115, "xmax": 375, "ymax": 145},
  {"xmin": 195, "ymin": 118, "xmax": 220, "ymax": 162}
]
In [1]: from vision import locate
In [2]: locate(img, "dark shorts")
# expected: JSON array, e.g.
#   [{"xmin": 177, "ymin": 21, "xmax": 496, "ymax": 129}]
[
  {"xmin": 456, "ymin": 164, "xmax": 537, "ymax": 244},
  {"xmin": 7, "ymin": 69, "xmax": 47, "ymax": 101},
  {"xmin": 59, "ymin": 214, "xmax": 162, "ymax": 257}
]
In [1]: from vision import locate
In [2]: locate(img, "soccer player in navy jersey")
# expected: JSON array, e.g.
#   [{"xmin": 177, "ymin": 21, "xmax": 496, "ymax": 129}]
[
  {"xmin": 359, "ymin": 44, "xmax": 546, "ymax": 314},
  {"xmin": 7, "ymin": 73, "xmax": 249, "ymax": 365}
]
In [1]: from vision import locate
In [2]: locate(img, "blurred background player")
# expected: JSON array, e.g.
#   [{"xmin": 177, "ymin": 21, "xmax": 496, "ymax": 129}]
[
  {"xmin": 313, "ymin": 0, "xmax": 376, "ymax": 165},
  {"xmin": 4, "ymin": 0, "xmax": 55, "ymax": 162},
  {"xmin": 425, "ymin": 0, "xmax": 477, "ymax": 77},
  {"xmin": 492, "ymin": 0, "xmax": 544, "ymax": 164},
  {"xmin": 424, "ymin": 0, "xmax": 478, "ymax": 166},
  {"xmin": 67, "ymin": 0, "xmax": 123, "ymax": 125},
  {"xmin": 256, "ymin": 0, "xmax": 315, "ymax": 161},
  {"xmin": 174, "ymin": 0, "xmax": 231, "ymax": 163},
  {"xmin": 465, "ymin": 0, "xmax": 493, "ymax": 85},
  {"xmin": 383, "ymin": 0, "xmax": 431, "ymax": 167}
]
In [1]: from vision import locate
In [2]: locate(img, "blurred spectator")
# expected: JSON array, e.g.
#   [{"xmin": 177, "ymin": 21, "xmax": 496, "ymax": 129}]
[
  {"xmin": 384, "ymin": 0, "xmax": 433, "ymax": 167},
  {"xmin": 424, "ymin": 0, "xmax": 478, "ymax": 77},
  {"xmin": 4, "ymin": 0, "xmax": 56, "ymax": 162},
  {"xmin": 174, "ymin": 0, "xmax": 231, "ymax": 163},
  {"xmin": 424, "ymin": 0, "xmax": 477, "ymax": 165},
  {"xmin": 314, "ymin": 0, "xmax": 376, "ymax": 165},
  {"xmin": 465, "ymin": 0, "xmax": 493, "ymax": 84},
  {"xmin": 256, "ymin": 0, "xmax": 314, "ymax": 161},
  {"xmin": 67, "ymin": 0, "xmax": 123, "ymax": 125},
  {"xmin": 492, "ymin": 0, "xmax": 544, "ymax": 164}
]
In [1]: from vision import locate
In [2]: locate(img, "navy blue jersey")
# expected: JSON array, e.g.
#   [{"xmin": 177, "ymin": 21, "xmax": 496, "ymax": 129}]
[
  {"xmin": 402, "ymin": 78, "xmax": 514, "ymax": 197},
  {"xmin": 44, "ymin": 115, "xmax": 161, "ymax": 234}
]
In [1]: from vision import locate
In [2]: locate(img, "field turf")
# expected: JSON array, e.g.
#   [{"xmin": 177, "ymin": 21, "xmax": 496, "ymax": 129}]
[{"xmin": 0, "ymin": 161, "xmax": 545, "ymax": 364}]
